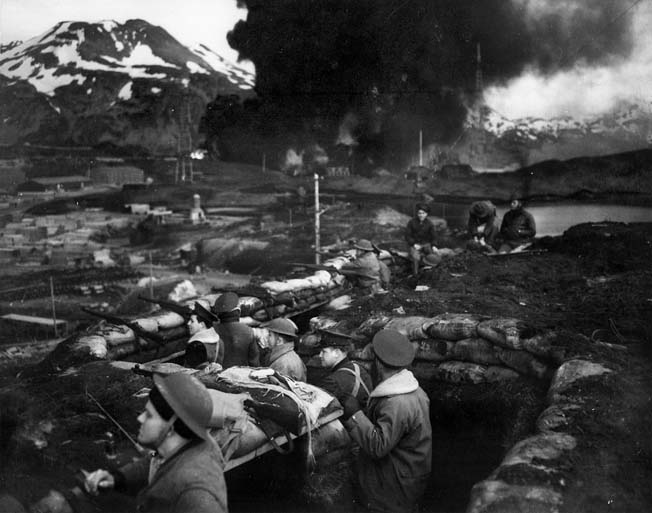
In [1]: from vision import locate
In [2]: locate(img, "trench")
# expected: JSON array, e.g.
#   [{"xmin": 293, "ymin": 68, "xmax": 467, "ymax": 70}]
[{"xmin": 225, "ymin": 367, "xmax": 548, "ymax": 513}]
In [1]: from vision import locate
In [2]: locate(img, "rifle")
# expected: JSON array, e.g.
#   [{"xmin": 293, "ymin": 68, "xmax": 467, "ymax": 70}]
[
  {"xmin": 288, "ymin": 262, "xmax": 338, "ymax": 273},
  {"xmin": 81, "ymin": 307, "xmax": 167, "ymax": 348},
  {"xmin": 137, "ymin": 294, "xmax": 210, "ymax": 320}
]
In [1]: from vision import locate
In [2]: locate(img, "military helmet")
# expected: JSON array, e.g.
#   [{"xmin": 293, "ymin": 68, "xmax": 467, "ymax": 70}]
[{"xmin": 153, "ymin": 373, "xmax": 213, "ymax": 441}]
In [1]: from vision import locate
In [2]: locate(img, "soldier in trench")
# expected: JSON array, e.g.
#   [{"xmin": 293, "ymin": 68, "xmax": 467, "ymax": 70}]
[
  {"xmin": 183, "ymin": 303, "xmax": 222, "ymax": 371},
  {"xmin": 258, "ymin": 318, "xmax": 307, "ymax": 381},
  {"xmin": 339, "ymin": 239, "xmax": 390, "ymax": 294},
  {"xmin": 315, "ymin": 329, "xmax": 372, "ymax": 408},
  {"xmin": 83, "ymin": 373, "xmax": 228, "ymax": 513},
  {"xmin": 340, "ymin": 329, "xmax": 432, "ymax": 513},
  {"xmin": 212, "ymin": 291, "xmax": 260, "ymax": 368}
]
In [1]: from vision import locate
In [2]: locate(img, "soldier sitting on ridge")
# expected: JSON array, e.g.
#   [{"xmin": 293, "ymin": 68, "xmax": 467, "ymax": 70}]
[{"xmin": 405, "ymin": 203, "xmax": 441, "ymax": 275}]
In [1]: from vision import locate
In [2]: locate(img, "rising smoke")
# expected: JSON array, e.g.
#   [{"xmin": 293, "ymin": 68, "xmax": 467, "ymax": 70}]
[{"xmin": 226, "ymin": 0, "xmax": 637, "ymax": 167}]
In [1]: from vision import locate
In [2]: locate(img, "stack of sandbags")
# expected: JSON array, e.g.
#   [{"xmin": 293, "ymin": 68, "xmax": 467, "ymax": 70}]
[
  {"xmin": 331, "ymin": 313, "xmax": 565, "ymax": 384},
  {"xmin": 47, "ymin": 265, "xmax": 352, "ymax": 367}
]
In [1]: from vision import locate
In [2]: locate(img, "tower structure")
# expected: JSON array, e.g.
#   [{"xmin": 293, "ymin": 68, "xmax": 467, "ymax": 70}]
[
  {"xmin": 176, "ymin": 85, "xmax": 194, "ymax": 184},
  {"xmin": 475, "ymin": 43, "xmax": 484, "ymax": 129}
]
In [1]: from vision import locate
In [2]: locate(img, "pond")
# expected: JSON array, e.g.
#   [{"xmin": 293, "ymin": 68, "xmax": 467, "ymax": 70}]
[{"xmin": 372, "ymin": 198, "xmax": 652, "ymax": 237}]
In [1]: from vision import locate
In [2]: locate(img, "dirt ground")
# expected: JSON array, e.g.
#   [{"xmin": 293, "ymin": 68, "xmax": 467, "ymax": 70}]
[{"xmin": 1, "ymin": 175, "xmax": 652, "ymax": 512}]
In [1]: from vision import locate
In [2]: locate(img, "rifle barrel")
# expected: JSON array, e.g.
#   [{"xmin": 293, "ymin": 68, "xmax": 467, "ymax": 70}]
[{"xmin": 85, "ymin": 389, "xmax": 143, "ymax": 453}]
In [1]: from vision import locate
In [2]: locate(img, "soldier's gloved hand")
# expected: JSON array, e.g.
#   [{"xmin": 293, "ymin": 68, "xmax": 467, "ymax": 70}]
[{"xmin": 340, "ymin": 394, "xmax": 361, "ymax": 421}]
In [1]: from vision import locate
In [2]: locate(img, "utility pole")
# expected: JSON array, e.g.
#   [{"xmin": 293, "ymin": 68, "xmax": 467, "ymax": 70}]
[
  {"xmin": 49, "ymin": 276, "xmax": 58, "ymax": 338},
  {"xmin": 177, "ymin": 81, "xmax": 194, "ymax": 184},
  {"xmin": 476, "ymin": 42, "xmax": 484, "ymax": 128},
  {"xmin": 314, "ymin": 172, "xmax": 321, "ymax": 264},
  {"xmin": 419, "ymin": 130, "xmax": 423, "ymax": 166}
]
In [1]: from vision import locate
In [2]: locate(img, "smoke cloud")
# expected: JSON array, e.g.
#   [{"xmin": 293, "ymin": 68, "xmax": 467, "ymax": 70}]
[
  {"xmin": 486, "ymin": 1, "xmax": 652, "ymax": 118},
  {"xmin": 227, "ymin": 0, "xmax": 639, "ymax": 166}
]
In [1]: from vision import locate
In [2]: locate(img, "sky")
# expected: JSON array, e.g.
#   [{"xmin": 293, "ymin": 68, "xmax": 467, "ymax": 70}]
[
  {"xmin": 0, "ymin": 0, "xmax": 651, "ymax": 120},
  {"xmin": 485, "ymin": 0, "xmax": 652, "ymax": 119},
  {"xmin": 0, "ymin": 0, "xmax": 250, "ymax": 67}
]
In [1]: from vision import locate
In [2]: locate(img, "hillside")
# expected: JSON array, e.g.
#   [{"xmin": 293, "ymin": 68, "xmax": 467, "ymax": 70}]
[
  {"xmin": 0, "ymin": 19, "xmax": 254, "ymax": 154},
  {"xmin": 319, "ymin": 148, "xmax": 652, "ymax": 201}
]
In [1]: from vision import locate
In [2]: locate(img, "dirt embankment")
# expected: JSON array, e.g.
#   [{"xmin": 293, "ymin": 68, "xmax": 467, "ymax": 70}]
[{"xmin": 1, "ymin": 164, "xmax": 652, "ymax": 512}]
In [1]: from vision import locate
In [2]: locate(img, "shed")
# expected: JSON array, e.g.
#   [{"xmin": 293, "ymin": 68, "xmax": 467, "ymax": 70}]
[
  {"xmin": 18, "ymin": 176, "xmax": 91, "ymax": 192},
  {"xmin": 90, "ymin": 165, "xmax": 144, "ymax": 185}
]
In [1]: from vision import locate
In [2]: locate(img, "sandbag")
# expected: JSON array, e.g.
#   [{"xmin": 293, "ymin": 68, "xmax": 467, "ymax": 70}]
[
  {"xmin": 536, "ymin": 404, "xmax": 580, "ymax": 433},
  {"xmin": 349, "ymin": 343, "xmax": 374, "ymax": 361},
  {"xmin": 253, "ymin": 310, "xmax": 269, "ymax": 322},
  {"xmin": 477, "ymin": 318, "xmax": 536, "ymax": 350},
  {"xmin": 101, "ymin": 327, "xmax": 136, "ymax": 346},
  {"xmin": 432, "ymin": 361, "xmax": 487, "ymax": 384},
  {"xmin": 385, "ymin": 316, "xmax": 433, "ymax": 340},
  {"xmin": 207, "ymin": 389, "xmax": 248, "ymax": 428},
  {"xmin": 414, "ymin": 339, "xmax": 454, "ymax": 362},
  {"xmin": 132, "ymin": 317, "xmax": 159, "ymax": 333},
  {"xmin": 450, "ymin": 338, "xmax": 501, "ymax": 366},
  {"xmin": 494, "ymin": 347, "xmax": 550, "ymax": 380},
  {"xmin": 237, "ymin": 296, "xmax": 266, "ymax": 315},
  {"xmin": 75, "ymin": 335, "xmax": 109, "ymax": 359},
  {"xmin": 151, "ymin": 311, "xmax": 185, "ymax": 330},
  {"xmin": 325, "ymin": 295, "xmax": 352, "ymax": 310},
  {"xmin": 522, "ymin": 332, "xmax": 565, "ymax": 363},
  {"xmin": 323, "ymin": 256, "xmax": 353, "ymax": 269},
  {"xmin": 484, "ymin": 366, "xmax": 520, "ymax": 382},
  {"xmin": 202, "ymin": 368, "xmax": 339, "ymax": 436},
  {"xmin": 308, "ymin": 316, "xmax": 340, "ymax": 332},
  {"xmin": 425, "ymin": 313, "xmax": 485, "ymax": 341},
  {"xmin": 354, "ymin": 315, "xmax": 391, "ymax": 338}
]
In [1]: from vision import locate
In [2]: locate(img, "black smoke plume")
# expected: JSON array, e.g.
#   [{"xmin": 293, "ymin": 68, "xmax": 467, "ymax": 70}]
[{"xmin": 216, "ymin": 0, "xmax": 635, "ymax": 169}]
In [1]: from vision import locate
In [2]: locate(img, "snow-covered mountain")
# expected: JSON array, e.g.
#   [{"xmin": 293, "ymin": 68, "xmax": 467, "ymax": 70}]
[
  {"xmin": 455, "ymin": 100, "xmax": 652, "ymax": 170},
  {"xmin": 482, "ymin": 102, "xmax": 652, "ymax": 142},
  {"xmin": 0, "ymin": 19, "xmax": 255, "ymax": 153}
]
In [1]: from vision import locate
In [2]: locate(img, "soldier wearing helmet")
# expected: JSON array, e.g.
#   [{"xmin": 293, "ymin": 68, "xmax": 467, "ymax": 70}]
[
  {"xmin": 212, "ymin": 291, "xmax": 260, "ymax": 369},
  {"xmin": 259, "ymin": 318, "xmax": 306, "ymax": 381},
  {"xmin": 83, "ymin": 373, "xmax": 227, "ymax": 513},
  {"xmin": 341, "ymin": 329, "xmax": 432, "ymax": 513},
  {"xmin": 339, "ymin": 239, "xmax": 387, "ymax": 295}
]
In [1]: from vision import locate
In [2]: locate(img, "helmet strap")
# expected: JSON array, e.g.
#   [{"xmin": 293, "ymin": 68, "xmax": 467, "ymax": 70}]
[{"xmin": 154, "ymin": 413, "xmax": 178, "ymax": 450}]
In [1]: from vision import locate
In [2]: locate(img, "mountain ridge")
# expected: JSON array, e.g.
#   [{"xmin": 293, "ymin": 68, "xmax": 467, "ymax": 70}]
[{"xmin": 0, "ymin": 19, "xmax": 255, "ymax": 154}]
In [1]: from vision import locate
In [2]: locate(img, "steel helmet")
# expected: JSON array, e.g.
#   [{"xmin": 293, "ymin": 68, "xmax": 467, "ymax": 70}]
[
  {"xmin": 353, "ymin": 239, "xmax": 374, "ymax": 252},
  {"xmin": 262, "ymin": 318, "xmax": 298, "ymax": 338},
  {"xmin": 153, "ymin": 373, "xmax": 213, "ymax": 441},
  {"xmin": 372, "ymin": 329, "xmax": 416, "ymax": 367},
  {"xmin": 212, "ymin": 292, "xmax": 240, "ymax": 314}
]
